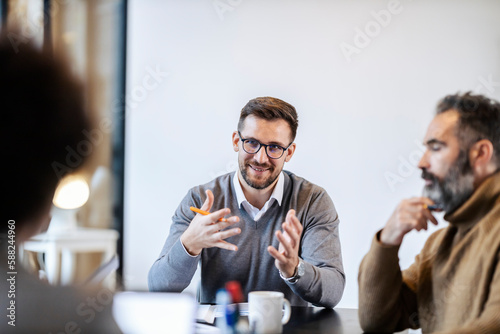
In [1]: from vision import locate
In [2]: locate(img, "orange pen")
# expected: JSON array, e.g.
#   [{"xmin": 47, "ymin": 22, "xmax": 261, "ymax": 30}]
[
  {"xmin": 423, "ymin": 204, "xmax": 442, "ymax": 211},
  {"xmin": 190, "ymin": 206, "xmax": 228, "ymax": 222}
]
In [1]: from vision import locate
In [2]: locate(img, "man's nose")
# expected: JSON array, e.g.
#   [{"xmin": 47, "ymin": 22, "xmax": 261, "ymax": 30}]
[
  {"xmin": 254, "ymin": 146, "xmax": 269, "ymax": 163},
  {"xmin": 418, "ymin": 150, "xmax": 430, "ymax": 170}
]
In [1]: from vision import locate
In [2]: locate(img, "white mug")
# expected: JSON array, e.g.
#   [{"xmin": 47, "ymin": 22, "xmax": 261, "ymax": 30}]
[{"xmin": 248, "ymin": 291, "xmax": 291, "ymax": 334}]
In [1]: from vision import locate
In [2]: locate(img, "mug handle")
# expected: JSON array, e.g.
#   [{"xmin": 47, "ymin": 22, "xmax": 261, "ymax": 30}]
[{"xmin": 281, "ymin": 298, "xmax": 291, "ymax": 324}]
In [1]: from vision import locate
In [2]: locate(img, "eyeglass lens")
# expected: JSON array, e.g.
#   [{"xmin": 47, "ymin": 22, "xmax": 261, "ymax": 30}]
[{"xmin": 243, "ymin": 140, "xmax": 284, "ymax": 159}]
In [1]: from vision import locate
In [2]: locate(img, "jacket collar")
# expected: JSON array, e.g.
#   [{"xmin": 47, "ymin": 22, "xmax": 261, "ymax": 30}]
[{"xmin": 444, "ymin": 171, "xmax": 500, "ymax": 233}]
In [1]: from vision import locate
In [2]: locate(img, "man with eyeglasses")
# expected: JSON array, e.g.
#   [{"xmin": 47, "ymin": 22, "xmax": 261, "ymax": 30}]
[{"xmin": 149, "ymin": 97, "xmax": 345, "ymax": 308}]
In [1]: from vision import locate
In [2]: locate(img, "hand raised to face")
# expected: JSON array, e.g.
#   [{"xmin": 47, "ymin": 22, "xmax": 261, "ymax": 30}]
[{"xmin": 380, "ymin": 197, "xmax": 439, "ymax": 246}]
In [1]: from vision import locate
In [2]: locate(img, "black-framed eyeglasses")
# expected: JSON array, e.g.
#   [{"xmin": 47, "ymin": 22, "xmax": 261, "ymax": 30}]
[{"xmin": 238, "ymin": 131, "xmax": 293, "ymax": 159}]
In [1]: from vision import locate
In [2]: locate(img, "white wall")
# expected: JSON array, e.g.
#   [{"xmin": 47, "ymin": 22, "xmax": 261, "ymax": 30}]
[{"xmin": 124, "ymin": 0, "xmax": 500, "ymax": 308}]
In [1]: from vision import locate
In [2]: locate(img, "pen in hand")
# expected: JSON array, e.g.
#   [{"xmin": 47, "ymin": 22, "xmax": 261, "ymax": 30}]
[
  {"xmin": 423, "ymin": 204, "xmax": 443, "ymax": 211},
  {"xmin": 190, "ymin": 206, "xmax": 229, "ymax": 222}
]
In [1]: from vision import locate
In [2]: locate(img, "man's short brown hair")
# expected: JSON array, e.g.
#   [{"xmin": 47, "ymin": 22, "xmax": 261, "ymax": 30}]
[{"xmin": 238, "ymin": 97, "xmax": 299, "ymax": 142}]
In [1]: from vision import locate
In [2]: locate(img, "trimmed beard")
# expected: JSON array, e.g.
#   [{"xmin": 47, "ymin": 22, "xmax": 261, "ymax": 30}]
[
  {"xmin": 422, "ymin": 149, "xmax": 475, "ymax": 214},
  {"xmin": 239, "ymin": 160, "xmax": 280, "ymax": 190}
]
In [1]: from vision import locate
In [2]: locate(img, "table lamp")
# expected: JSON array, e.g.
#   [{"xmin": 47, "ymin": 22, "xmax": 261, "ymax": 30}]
[{"xmin": 48, "ymin": 175, "xmax": 90, "ymax": 232}]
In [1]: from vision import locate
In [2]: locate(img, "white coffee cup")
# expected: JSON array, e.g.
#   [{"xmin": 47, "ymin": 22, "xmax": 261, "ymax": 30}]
[{"xmin": 248, "ymin": 291, "xmax": 291, "ymax": 334}]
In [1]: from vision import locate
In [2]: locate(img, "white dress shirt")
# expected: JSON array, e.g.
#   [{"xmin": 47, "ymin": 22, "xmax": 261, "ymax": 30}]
[{"xmin": 232, "ymin": 171, "xmax": 284, "ymax": 221}]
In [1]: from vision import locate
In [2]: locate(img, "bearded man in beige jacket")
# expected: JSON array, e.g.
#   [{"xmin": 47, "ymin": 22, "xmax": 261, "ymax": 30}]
[{"xmin": 359, "ymin": 92, "xmax": 500, "ymax": 334}]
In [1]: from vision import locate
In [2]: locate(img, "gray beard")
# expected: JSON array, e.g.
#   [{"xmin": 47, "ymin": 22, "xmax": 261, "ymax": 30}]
[{"xmin": 422, "ymin": 150, "xmax": 475, "ymax": 214}]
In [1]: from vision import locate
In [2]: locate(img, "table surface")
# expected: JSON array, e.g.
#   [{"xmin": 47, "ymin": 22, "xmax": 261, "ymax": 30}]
[
  {"xmin": 202, "ymin": 307, "xmax": 409, "ymax": 334},
  {"xmin": 283, "ymin": 307, "xmax": 363, "ymax": 333}
]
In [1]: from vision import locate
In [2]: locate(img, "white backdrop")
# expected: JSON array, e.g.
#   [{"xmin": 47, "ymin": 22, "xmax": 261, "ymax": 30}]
[{"xmin": 124, "ymin": 0, "xmax": 500, "ymax": 308}]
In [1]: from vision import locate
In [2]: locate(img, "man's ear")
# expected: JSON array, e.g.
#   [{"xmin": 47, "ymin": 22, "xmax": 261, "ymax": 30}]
[
  {"xmin": 469, "ymin": 139, "xmax": 494, "ymax": 170},
  {"xmin": 284, "ymin": 143, "xmax": 296, "ymax": 162},
  {"xmin": 232, "ymin": 131, "xmax": 240, "ymax": 152}
]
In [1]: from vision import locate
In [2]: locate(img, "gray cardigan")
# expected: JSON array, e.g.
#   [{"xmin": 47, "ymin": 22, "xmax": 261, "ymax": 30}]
[{"xmin": 148, "ymin": 171, "xmax": 345, "ymax": 308}]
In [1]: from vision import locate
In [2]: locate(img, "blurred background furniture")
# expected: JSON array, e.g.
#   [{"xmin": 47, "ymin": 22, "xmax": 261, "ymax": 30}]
[
  {"xmin": 0, "ymin": 0, "xmax": 127, "ymax": 286},
  {"xmin": 23, "ymin": 228, "xmax": 119, "ymax": 288}
]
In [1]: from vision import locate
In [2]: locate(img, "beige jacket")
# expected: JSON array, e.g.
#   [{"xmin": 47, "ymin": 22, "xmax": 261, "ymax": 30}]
[{"xmin": 358, "ymin": 172, "xmax": 500, "ymax": 333}]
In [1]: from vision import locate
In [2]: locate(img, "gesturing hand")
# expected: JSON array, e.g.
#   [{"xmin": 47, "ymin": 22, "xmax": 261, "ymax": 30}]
[
  {"xmin": 380, "ymin": 197, "xmax": 439, "ymax": 246},
  {"xmin": 180, "ymin": 189, "xmax": 241, "ymax": 256},
  {"xmin": 267, "ymin": 209, "xmax": 303, "ymax": 278}
]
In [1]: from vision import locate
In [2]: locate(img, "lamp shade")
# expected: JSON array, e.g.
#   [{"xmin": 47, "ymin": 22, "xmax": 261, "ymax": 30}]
[
  {"xmin": 48, "ymin": 176, "xmax": 90, "ymax": 232},
  {"xmin": 53, "ymin": 175, "xmax": 90, "ymax": 209}
]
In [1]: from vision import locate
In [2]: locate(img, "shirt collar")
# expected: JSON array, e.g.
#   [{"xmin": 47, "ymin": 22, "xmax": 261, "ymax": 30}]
[{"xmin": 233, "ymin": 171, "xmax": 284, "ymax": 208}]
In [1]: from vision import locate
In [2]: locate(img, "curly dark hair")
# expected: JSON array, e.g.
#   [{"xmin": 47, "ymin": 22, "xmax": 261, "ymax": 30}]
[{"xmin": 436, "ymin": 92, "xmax": 500, "ymax": 165}]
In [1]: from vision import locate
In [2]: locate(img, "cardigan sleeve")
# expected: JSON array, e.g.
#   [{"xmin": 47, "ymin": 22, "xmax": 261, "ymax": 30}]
[
  {"xmin": 285, "ymin": 187, "xmax": 345, "ymax": 308},
  {"xmin": 148, "ymin": 189, "xmax": 201, "ymax": 292}
]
